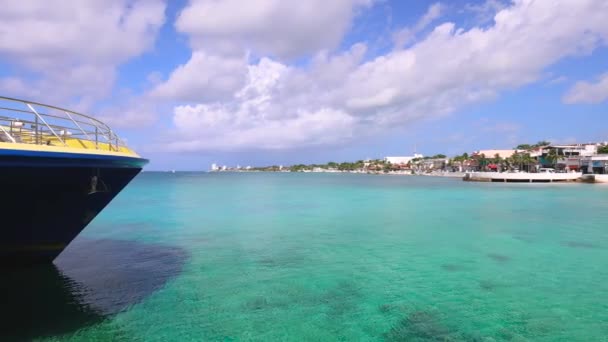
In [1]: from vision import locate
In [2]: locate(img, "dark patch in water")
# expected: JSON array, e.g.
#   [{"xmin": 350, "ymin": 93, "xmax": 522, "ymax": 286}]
[
  {"xmin": 258, "ymin": 258, "xmax": 279, "ymax": 267},
  {"xmin": 479, "ymin": 280, "xmax": 503, "ymax": 291},
  {"xmin": 379, "ymin": 303, "xmax": 408, "ymax": 314},
  {"xmin": 563, "ymin": 241, "xmax": 599, "ymax": 249},
  {"xmin": 384, "ymin": 311, "xmax": 451, "ymax": 341},
  {"xmin": 441, "ymin": 263, "xmax": 467, "ymax": 272},
  {"xmin": 257, "ymin": 257, "xmax": 300, "ymax": 268},
  {"xmin": 384, "ymin": 310, "xmax": 486, "ymax": 341},
  {"xmin": 321, "ymin": 280, "xmax": 361, "ymax": 316},
  {"xmin": 244, "ymin": 296, "xmax": 269, "ymax": 310},
  {"xmin": 487, "ymin": 253, "xmax": 511, "ymax": 263},
  {"xmin": 0, "ymin": 238, "xmax": 188, "ymax": 341},
  {"xmin": 257, "ymin": 251, "xmax": 305, "ymax": 269},
  {"xmin": 379, "ymin": 304, "xmax": 394, "ymax": 313},
  {"xmin": 513, "ymin": 235, "xmax": 535, "ymax": 243}
]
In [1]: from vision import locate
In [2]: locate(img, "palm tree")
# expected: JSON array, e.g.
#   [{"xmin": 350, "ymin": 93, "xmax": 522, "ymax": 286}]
[
  {"xmin": 492, "ymin": 153, "xmax": 502, "ymax": 171},
  {"xmin": 511, "ymin": 152, "xmax": 524, "ymax": 171},
  {"xmin": 477, "ymin": 153, "xmax": 488, "ymax": 171},
  {"xmin": 522, "ymin": 153, "xmax": 535, "ymax": 172},
  {"xmin": 507, "ymin": 154, "xmax": 515, "ymax": 171},
  {"xmin": 545, "ymin": 149, "xmax": 560, "ymax": 168},
  {"xmin": 492, "ymin": 153, "xmax": 501, "ymax": 163}
]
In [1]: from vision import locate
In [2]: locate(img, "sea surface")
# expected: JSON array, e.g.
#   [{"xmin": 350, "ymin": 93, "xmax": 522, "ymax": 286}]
[{"xmin": 3, "ymin": 172, "xmax": 608, "ymax": 341}]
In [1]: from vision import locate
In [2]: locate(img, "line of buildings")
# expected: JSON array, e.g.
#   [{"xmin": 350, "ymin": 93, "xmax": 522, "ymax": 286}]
[
  {"xmin": 473, "ymin": 143, "xmax": 608, "ymax": 174},
  {"xmin": 384, "ymin": 142, "xmax": 608, "ymax": 174},
  {"xmin": 209, "ymin": 142, "xmax": 608, "ymax": 175}
]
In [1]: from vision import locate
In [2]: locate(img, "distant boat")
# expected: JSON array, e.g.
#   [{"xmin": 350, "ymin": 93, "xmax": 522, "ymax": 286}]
[{"xmin": 170, "ymin": 170, "xmax": 176, "ymax": 173}]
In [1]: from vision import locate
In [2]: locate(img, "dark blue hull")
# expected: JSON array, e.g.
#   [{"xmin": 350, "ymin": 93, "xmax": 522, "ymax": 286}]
[{"xmin": 0, "ymin": 149, "xmax": 147, "ymax": 265}]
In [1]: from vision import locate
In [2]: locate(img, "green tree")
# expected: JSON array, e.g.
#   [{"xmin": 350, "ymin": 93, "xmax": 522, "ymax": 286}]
[
  {"xmin": 598, "ymin": 145, "xmax": 608, "ymax": 154},
  {"xmin": 509, "ymin": 152, "xmax": 524, "ymax": 170},
  {"xmin": 535, "ymin": 141, "xmax": 551, "ymax": 147},
  {"xmin": 521, "ymin": 153, "xmax": 535, "ymax": 172},
  {"xmin": 290, "ymin": 164, "xmax": 308, "ymax": 172},
  {"xmin": 491, "ymin": 153, "xmax": 502, "ymax": 171},
  {"xmin": 383, "ymin": 162, "xmax": 393, "ymax": 173},
  {"xmin": 516, "ymin": 144, "xmax": 532, "ymax": 150},
  {"xmin": 545, "ymin": 149, "xmax": 560, "ymax": 167},
  {"xmin": 478, "ymin": 153, "xmax": 488, "ymax": 171},
  {"xmin": 503, "ymin": 156, "xmax": 512, "ymax": 171}
]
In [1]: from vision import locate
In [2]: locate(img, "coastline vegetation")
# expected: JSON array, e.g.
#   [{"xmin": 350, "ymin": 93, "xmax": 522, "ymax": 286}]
[{"xmin": 235, "ymin": 140, "xmax": 608, "ymax": 173}]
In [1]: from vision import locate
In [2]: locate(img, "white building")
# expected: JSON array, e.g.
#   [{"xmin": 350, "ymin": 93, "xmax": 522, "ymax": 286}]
[
  {"xmin": 384, "ymin": 154, "xmax": 423, "ymax": 165},
  {"xmin": 473, "ymin": 149, "xmax": 517, "ymax": 159},
  {"xmin": 210, "ymin": 163, "xmax": 219, "ymax": 171},
  {"xmin": 531, "ymin": 144, "xmax": 598, "ymax": 158}
]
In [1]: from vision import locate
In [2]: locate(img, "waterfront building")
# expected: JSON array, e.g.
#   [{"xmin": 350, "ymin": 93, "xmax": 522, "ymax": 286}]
[
  {"xmin": 384, "ymin": 154, "xmax": 423, "ymax": 165},
  {"xmin": 581, "ymin": 155, "xmax": 608, "ymax": 174},
  {"xmin": 418, "ymin": 158, "xmax": 449, "ymax": 171},
  {"xmin": 532, "ymin": 144, "xmax": 599, "ymax": 171},
  {"xmin": 473, "ymin": 149, "xmax": 517, "ymax": 159}
]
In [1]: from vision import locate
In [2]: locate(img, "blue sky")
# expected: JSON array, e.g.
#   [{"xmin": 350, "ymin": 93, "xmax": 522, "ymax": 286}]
[{"xmin": 1, "ymin": 0, "xmax": 607, "ymax": 170}]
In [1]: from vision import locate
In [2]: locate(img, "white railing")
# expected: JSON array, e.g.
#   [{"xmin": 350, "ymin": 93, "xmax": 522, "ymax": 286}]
[{"xmin": 0, "ymin": 96, "xmax": 126, "ymax": 151}]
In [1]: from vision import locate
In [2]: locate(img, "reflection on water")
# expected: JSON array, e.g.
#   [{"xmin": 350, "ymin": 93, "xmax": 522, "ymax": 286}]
[{"xmin": 0, "ymin": 239, "xmax": 187, "ymax": 341}]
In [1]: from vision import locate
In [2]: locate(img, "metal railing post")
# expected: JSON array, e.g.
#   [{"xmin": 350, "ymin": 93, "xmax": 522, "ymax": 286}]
[
  {"xmin": 0, "ymin": 125, "xmax": 16, "ymax": 143},
  {"xmin": 64, "ymin": 111, "xmax": 91, "ymax": 140},
  {"xmin": 35, "ymin": 114, "xmax": 39, "ymax": 144},
  {"xmin": 95, "ymin": 126, "xmax": 99, "ymax": 149},
  {"xmin": 26, "ymin": 103, "xmax": 66, "ymax": 146}
]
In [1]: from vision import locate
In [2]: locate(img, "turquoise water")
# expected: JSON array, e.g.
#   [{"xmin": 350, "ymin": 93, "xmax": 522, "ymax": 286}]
[{"xmin": 5, "ymin": 173, "xmax": 608, "ymax": 341}]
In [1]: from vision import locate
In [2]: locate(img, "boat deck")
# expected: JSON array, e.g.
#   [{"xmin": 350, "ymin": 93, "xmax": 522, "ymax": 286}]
[{"xmin": 0, "ymin": 96, "xmax": 139, "ymax": 157}]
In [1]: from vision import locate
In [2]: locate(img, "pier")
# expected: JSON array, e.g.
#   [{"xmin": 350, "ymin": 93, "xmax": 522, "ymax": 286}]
[{"xmin": 464, "ymin": 172, "xmax": 582, "ymax": 183}]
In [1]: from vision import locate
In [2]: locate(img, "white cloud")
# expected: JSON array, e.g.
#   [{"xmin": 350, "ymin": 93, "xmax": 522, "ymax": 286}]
[
  {"xmin": 164, "ymin": 58, "xmax": 357, "ymax": 151},
  {"xmin": 563, "ymin": 72, "xmax": 608, "ymax": 104},
  {"xmin": 0, "ymin": 0, "xmax": 166, "ymax": 107},
  {"xmin": 417, "ymin": 3, "xmax": 446, "ymax": 31},
  {"xmin": 151, "ymin": 51, "xmax": 247, "ymax": 102},
  {"xmin": 97, "ymin": 95, "xmax": 161, "ymax": 129},
  {"xmin": 152, "ymin": 0, "xmax": 375, "ymax": 121},
  {"xmin": 169, "ymin": 105, "xmax": 355, "ymax": 151},
  {"xmin": 393, "ymin": 2, "xmax": 446, "ymax": 48},
  {"xmin": 175, "ymin": 0, "xmax": 374, "ymax": 58},
  {"xmin": 345, "ymin": 0, "xmax": 608, "ymax": 114},
  {"xmin": 163, "ymin": 0, "xmax": 608, "ymax": 152},
  {"xmin": 464, "ymin": 0, "xmax": 508, "ymax": 25}
]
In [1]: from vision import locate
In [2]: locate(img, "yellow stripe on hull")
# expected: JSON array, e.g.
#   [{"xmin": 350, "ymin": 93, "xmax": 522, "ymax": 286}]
[{"xmin": 0, "ymin": 141, "xmax": 140, "ymax": 158}]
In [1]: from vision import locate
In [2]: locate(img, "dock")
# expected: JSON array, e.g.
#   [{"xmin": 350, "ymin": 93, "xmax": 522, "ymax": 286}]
[{"xmin": 463, "ymin": 172, "xmax": 582, "ymax": 183}]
